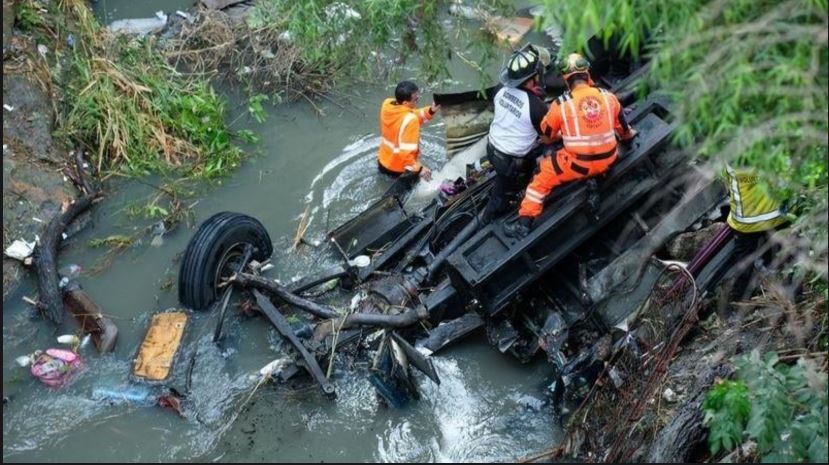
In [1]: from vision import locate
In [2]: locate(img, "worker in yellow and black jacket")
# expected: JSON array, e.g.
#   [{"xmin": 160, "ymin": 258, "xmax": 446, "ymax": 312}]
[{"xmin": 722, "ymin": 163, "xmax": 789, "ymax": 302}]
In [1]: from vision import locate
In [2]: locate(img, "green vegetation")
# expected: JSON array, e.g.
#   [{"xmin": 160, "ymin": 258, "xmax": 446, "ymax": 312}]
[
  {"xmin": 540, "ymin": 0, "xmax": 828, "ymax": 276},
  {"xmin": 702, "ymin": 351, "xmax": 828, "ymax": 462},
  {"xmin": 167, "ymin": 0, "xmax": 511, "ymax": 98},
  {"xmin": 24, "ymin": 0, "xmax": 247, "ymax": 179},
  {"xmin": 252, "ymin": 0, "xmax": 509, "ymax": 82}
]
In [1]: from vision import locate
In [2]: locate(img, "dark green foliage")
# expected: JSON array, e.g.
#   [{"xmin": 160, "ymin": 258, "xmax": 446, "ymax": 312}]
[
  {"xmin": 540, "ymin": 0, "xmax": 828, "ymax": 278},
  {"xmin": 702, "ymin": 380, "xmax": 751, "ymax": 455},
  {"xmin": 702, "ymin": 351, "xmax": 829, "ymax": 461}
]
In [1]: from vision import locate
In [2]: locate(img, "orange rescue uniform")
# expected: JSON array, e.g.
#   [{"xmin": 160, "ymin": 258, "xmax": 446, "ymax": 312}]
[
  {"xmin": 377, "ymin": 98, "xmax": 435, "ymax": 174},
  {"xmin": 519, "ymin": 83, "xmax": 635, "ymax": 218}
]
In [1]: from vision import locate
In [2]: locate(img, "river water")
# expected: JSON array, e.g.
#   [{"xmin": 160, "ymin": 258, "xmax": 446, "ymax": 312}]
[{"xmin": 3, "ymin": 3, "xmax": 562, "ymax": 462}]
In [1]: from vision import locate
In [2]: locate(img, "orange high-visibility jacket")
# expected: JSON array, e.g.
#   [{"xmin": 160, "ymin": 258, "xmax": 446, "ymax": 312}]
[
  {"xmin": 377, "ymin": 98, "xmax": 435, "ymax": 174},
  {"xmin": 519, "ymin": 84, "xmax": 634, "ymax": 218},
  {"xmin": 540, "ymin": 83, "xmax": 632, "ymax": 156}
]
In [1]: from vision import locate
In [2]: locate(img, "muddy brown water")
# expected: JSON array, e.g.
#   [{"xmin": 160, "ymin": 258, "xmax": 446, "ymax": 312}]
[{"xmin": 3, "ymin": 4, "xmax": 563, "ymax": 462}]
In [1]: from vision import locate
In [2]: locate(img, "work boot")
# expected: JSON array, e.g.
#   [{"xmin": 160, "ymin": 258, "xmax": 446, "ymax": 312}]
[
  {"xmin": 586, "ymin": 178, "xmax": 600, "ymax": 219},
  {"xmin": 503, "ymin": 216, "xmax": 532, "ymax": 239}
]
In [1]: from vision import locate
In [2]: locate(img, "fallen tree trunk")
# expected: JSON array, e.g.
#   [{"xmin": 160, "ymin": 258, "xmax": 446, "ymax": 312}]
[
  {"xmin": 231, "ymin": 272, "xmax": 429, "ymax": 329},
  {"xmin": 34, "ymin": 153, "xmax": 99, "ymax": 324},
  {"xmin": 646, "ymin": 363, "xmax": 733, "ymax": 463}
]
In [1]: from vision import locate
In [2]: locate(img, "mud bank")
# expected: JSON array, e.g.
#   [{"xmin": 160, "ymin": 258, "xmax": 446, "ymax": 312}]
[{"xmin": 3, "ymin": 0, "xmax": 76, "ymax": 298}]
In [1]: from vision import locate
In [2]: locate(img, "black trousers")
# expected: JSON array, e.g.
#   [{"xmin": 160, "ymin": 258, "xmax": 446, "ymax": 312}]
[
  {"xmin": 378, "ymin": 162, "xmax": 419, "ymax": 198},
  {"xmin": 481, "ymin": 143, "xmax": 537, "ymax": 223},
  {"xmin": 717, "ymin": 227, "xmax": 784, "ymax": 304}
]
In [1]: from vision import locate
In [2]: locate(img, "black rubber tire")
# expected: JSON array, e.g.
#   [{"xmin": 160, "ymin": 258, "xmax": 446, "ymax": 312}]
[{"xmin": 178, "ymin": 211, "xmax": 273, "ymax": 310}]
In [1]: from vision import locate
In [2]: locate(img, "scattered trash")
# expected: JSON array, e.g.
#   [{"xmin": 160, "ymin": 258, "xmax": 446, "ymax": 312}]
[
  {"xmin": 37, "ymin": 44, "xmax": 48, "ymax": 58},
  {"xmin": 516, "ymin": 394, "xmax": 547, "ymax": 412},
  {"xmin": 662, "ymin": 387, "xmax": 677, "ymax": 403},
  {"xmin": 30, "ymin": 349, "xmax": 83, "ymax": 388},
  {"xmin": 438, "ymin": 177, "xmax": 467, "ymax": 198},
  {"xmin": 66, "ymin": 33, "xmax": 76, "ymax": 48},
  {"xmin": 63, "ymin": 282, "xmax": 119, "ymax": 353},
  {"xmin": 32, "ymin": 217, "xmax": 44, "ymax": 223},
  {"xmin": 150, "ymin": 235, "xmax": 164, "ymax": 247},
  {"xmin": 15, "ymin": 355, "xmax": 34, "ymax": 367},
  {"xmin": 108, "ymin": 11, "xmax": 168, "ymax": 36},
  {"xmin": 151, "ymin": 220, "xmax": 166, "ymax": 237},
  {"xmin": 92, "ymin": 385, "xmax": 157, "ymax": 406},
  {"xmin": 59, "ymin": 264, "xmax": 82, "ymax": 278},
  {"xmin": 3, "ymin": 104, "xmax": 13, "ymax": 112},
  {"xmin": 56, "ymin": 334, "xmax": 80, "ymax": 346},
  {"xmin": 257, "ymin": 357, "xmax": 292, "ymax": 379},
  {"xmin": 157, "ymin": 390, "xmax": 185, "ymax": 416},
  {"xmin": 59, "ymin": 276, "xmax": 70, "ymax": 288},
  {"xmin": 4, "ymin": 239, "xmax": 36, "ymax": 262},
  {"xmin": 608, "ymin": 366, "xmax": 624, "ymax": 388},
  {"xmin": 347, "ymin": 255, "xmax": 371, "ymax": 268}
]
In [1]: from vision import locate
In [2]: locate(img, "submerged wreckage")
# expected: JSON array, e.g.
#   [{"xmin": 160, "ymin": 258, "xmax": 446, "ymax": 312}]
[{"xmin": 140, "ymin": 37, "xmax": 732, "ymax": 409}]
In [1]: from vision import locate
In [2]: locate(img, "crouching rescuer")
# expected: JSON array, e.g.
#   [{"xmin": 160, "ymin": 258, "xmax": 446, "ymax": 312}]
[
  {"xmin": 505, "ymin": 53, "xmax": 638, "ymax": 238},
  {"xmin": 377, "ymin": 80, "xmax": 440, "ymax": 183}
]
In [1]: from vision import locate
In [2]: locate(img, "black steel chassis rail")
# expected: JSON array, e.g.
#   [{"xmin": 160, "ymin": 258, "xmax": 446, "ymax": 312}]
[{"xmin": 253, "ymin": 290, "xmax": 337, "ymax": 398}]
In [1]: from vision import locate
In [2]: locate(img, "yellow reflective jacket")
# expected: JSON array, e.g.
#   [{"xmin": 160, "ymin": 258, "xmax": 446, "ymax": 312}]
[{"xmin": 724, "ymin": 165, "xmax": 787, "ymax": 233}]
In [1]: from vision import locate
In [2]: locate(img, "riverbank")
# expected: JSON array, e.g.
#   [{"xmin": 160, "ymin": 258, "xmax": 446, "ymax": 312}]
[
  {"xmin": 523, "ymin": 233, "xmax": 827, "ymax": 463},
  {"xmin": 3, "ymin": 0, "xmax": 76, "ymax": 297},
  {"xmin": 2, "ymin": 0, "xmax": 249, "ymax": 297},
  {"xmin": 4, "ymin": 1, "xmax": 826, "ymax": 463}
]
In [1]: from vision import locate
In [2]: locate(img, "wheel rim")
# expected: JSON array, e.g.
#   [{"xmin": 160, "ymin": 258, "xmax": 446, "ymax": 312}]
[{"xmin": 213, "ymin": 242, "xmax": 248, "ymax": 294}]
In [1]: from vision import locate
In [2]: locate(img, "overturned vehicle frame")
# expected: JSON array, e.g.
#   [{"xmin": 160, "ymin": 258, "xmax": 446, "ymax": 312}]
[{"xmin": 172, "ymin": 38, "xmax": 728, "ymax": 408}]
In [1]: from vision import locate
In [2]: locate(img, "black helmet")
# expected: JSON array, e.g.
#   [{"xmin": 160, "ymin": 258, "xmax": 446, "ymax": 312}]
[{"xmin": 499, "ymin": 50, "xmax": 540, "ymax": 88}]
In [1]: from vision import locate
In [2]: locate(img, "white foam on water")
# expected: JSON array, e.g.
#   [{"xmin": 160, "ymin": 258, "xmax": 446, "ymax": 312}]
[{"xmin": 409, "ymin": 137, "xmax": 488, "ymax": 203}]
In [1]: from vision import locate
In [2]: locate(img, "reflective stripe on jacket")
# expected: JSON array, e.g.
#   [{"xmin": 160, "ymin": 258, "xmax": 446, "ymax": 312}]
[
  {"xmin": 540, "ymin": 83, "xmax": 631, "ymax": 156},
  {"xmin": 725, "ymin": 165, "xmax": 786, "ymax": 233},
  {"xmin": 377, "ymin": 98, "xmax": 434, "ymax": 174}
]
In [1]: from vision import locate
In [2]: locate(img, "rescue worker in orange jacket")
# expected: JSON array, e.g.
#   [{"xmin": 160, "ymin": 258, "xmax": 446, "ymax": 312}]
[
  {"xmin": 505, "ymin": 53, "xmax": 637, "ymax": 238},
  {"xmin": 377, "ymin": 81, "xmax": 440, "ymax": 182}
]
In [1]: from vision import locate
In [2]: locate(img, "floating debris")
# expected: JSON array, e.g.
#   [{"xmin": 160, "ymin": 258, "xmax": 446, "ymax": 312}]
[{"xmin": 4, "ymin": 239, "xmax": 35, "ymax": 262}]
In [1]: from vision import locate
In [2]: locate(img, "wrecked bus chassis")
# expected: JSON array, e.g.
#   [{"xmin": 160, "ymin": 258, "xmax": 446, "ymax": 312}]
[{"xmin": 173, "ymin": 46, "xmax": 726, "ymax": 408}]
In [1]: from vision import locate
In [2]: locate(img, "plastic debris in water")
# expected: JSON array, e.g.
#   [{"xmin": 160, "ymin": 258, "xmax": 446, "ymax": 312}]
[
  {"xmin": 15, "ymin": 354, "xmax": 34, "ymax": 367},
  {"xmin": 348, "ymin": 255, "xmax": 371, "ymax": 268},
  {"xmin": 30, "ymin": 349, "xmax": 82, "ymax": 388},
  {"xmin": 92, "ymin": 385, "xmax": 157, "ymax": 405},
  {"xmin": 4, "ymin": 239, "xmax": 35, "ymax": 261},
  {"xmin": 258, "ymin": 357, "xmax": 291, "ymax": 378},
  {"xmin": 59, "ymin": 264, "xmax": 82, "ymax": 278},
  {"xmin": 56, "ymin": 334, "xmax": 80, "ymax": 345}
]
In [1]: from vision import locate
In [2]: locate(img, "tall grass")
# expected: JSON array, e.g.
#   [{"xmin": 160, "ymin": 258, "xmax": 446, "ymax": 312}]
[{"xmin": 42, "ymin": 0, "xmax": 244, "ymax": 179}]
